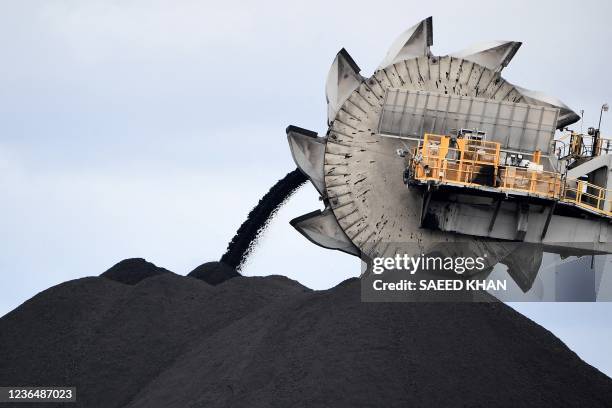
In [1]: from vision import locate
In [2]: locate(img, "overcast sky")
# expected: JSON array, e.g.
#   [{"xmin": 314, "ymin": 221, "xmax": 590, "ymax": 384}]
[{"xmin": 1, "ymin": 0, "xmax": 611, "ymax": 376}]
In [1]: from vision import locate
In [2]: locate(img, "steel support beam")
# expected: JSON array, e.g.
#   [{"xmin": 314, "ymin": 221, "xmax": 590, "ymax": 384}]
[{"xmin": 540, "ymin": 201, "xmax": 557, "ymax": 240}]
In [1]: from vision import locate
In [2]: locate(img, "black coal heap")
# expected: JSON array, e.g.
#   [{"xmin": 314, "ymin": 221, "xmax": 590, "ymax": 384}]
[
  {"xmin": 101, "ymin": 258, "xmax": 172, "ymax": 285},
  {"xmin": 1, "ymin": 261, "xmax": 611, "ymax": 408},
  {"xmin": 188, "ymin": 261, "xmax": 239, "ymax": 285}
]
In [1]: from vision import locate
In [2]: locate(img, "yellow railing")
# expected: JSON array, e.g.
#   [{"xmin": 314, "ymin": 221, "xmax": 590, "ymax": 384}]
[
  {"xmin": 420, "ymin": 134, "xmax": 500, "ymax": 167},
  {"xmin": 562, "ymin": 179, "xmax": 612, "ymax": 216},
  {"xmin": 556, "ymin": 131, "xmax": 612, "ymax": 158},
  {"xmin": 499, "ymin": 166, "xmax": 562, "ymax": 198},
  {"xmin": 411, "ymin": 134, "xmax": 612, "ymax": 217},
  {"xmin": 416, "ymin": 156, "xmax": 497, "ymax": 186}
]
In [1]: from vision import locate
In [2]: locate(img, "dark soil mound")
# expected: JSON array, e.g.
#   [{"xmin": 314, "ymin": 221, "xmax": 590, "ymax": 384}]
[
  {"xmin": 101, "ymin": 258, "xmax": 173, "ymax": 285},
  {"xmin": 188, "ymin": 261, "xmax": 239, "ymax": 285},
  {"xmin": 1, "ymin": 273, "xmax": 610, "ymax": 408}
]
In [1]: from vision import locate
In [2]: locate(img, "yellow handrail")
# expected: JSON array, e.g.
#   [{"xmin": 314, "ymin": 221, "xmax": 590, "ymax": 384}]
[{"xmin": 412, "ymin": 133, "xmax": 612, "ymax": 217}]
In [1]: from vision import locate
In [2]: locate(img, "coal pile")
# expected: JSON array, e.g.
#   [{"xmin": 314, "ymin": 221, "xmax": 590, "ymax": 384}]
[
  {"xmin": 186, "ymin": 168, "xmax": 306, "ymax": 286},
  {"xmin": 101, "ymin": 258, "xmax": 173, "ymax": 285},
  {"xmin": 188, "ymin": 261, "xmax": 239, "ymax": 285},
  {"xmin": 1, "ymin": 262, "xmax": 611, "ymax": 408}
]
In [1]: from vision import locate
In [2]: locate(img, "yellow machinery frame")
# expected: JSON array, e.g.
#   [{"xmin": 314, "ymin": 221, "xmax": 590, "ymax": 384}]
[{"xmin": 412, "ymin": 134, "xmax": 612, "ymax": 217}]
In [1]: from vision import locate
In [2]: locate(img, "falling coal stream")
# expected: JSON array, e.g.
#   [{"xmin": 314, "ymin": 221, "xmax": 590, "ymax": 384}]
[{"xmin": 220, "ymin": 168, "xmax": 308, "ymax": 270}]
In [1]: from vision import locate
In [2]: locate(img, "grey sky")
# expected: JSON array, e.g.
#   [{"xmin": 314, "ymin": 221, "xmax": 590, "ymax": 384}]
[{"xmin": 1, "ymin": 0, "xmax": 611, "ymax": 376}]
